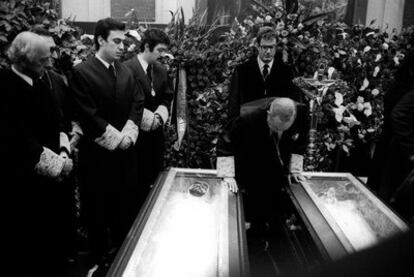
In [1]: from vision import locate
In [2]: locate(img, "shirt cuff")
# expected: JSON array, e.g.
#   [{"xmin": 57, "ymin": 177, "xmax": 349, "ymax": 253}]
[
  {"xmin": 141, "ymin": 108, "xmax": 155, "ymax": 132},
  {"xmin": 70, "ymin": 121, "xmax": 83, "ymax": 136},
  {"xmin": 154, "ymin": 105, "xmax": 169, "ymax": 125},
  {"xmin": 34, "ymin": 147, "xmax": 65, "ymax": 178},
  {"xmin": 290, "ymin": 154, "xmax": 304, "ymax": 173},
  {"xmin": 59, "ymin": 132, "xmax": 71, "ymax": 154},
  {"xmin": 122, "ymin": 119, "xmax": 139, "ymax": 145},
  {"xmin": 217, "ymin": 156, "xmax": 235, "ymax": 178},
  {"xmin": 94, "ymin": 124, "xmax": 122, "ymax": 151}
]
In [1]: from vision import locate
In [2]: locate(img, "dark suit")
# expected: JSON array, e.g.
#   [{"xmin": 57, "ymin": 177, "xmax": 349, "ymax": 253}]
[
  {"xmin": 123, "ymin": 56, "xmax": 174, "ymax": 192},
  {"xmin": 1, "ymin": 69, "xmax": 69, "ymax": 276},
  {"xmin": 70, "ymin": 57, "xmax": 144, "ymax": 265},
  {"xmin": 228, "ymin": 56, "xmax": 303, "ymax": 119},
  {"xmin": 217, "ymin": 97, "xmax": 309, "ymax": 226}
]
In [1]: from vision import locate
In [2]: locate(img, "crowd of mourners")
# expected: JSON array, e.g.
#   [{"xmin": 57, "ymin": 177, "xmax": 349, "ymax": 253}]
[{"xmin": 1, "ymin": 15, "xmax": 413, "ymax": 277}]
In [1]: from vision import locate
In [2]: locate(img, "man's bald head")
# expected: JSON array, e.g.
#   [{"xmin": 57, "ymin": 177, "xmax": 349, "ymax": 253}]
[{"xmin": 267, "ymin": 97, "xmax": 297, "ymax": 133}]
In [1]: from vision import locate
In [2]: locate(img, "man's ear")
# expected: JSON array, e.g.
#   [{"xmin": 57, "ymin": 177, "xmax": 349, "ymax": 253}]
[
  {"xmin": 144, "ymin": 43, "xmax": 150, "ymax": 52},
  {"xmin": 97, "ymin": 36, "xmax": 105, "ymax": 47}
]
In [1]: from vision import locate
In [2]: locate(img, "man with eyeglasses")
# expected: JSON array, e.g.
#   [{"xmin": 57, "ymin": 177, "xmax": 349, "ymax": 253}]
[
  {"xmin": 70, "ymin": 17, "xmax": 145, "ymax": 276},
  {"xmin": 124, "ymin": 28, "xmax": 174, "ymax": 208},
  {"xmin": 228, "ymin": 26, "xmax": 303, "ymax": 121}
]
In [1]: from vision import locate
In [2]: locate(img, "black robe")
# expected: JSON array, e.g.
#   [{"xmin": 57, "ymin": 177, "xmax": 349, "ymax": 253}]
[
  {"xmin": 70, "ymin": 57, "xmax": 144, "ymax": 263},
  {"xmin": 217, "ymin": 97, "xmax": 309, "ymax": 223},
  {"xmin": 123, "ymin": 57, "xmax": 174, "ymax": 190},
  {"xmin": 0, "ymin": 68, "xmax": 68, "ymax": 275}
]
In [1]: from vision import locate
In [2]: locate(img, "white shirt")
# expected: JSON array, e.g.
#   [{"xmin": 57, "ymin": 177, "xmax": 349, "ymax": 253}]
[
  {"xmin": 137, "ymin": 54, "xmax": 149, "ymax": 74},
  {"xmin": 95, "ymin": 54, "xmax": 114, "ymax": 69},
  {"xmin": 257, "ymin": 57, "xmax": 274, "ymax": 77},
  {"xmin": 11, "ymin": 65, "xmax": 33, "ymax": 86}
]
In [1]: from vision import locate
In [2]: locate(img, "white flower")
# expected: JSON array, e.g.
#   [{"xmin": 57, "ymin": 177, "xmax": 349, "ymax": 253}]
[
  {"xmin": 276, "ymin": 22, "xmax": 285, "ymax": 30},
  {"xmin": 371, "ymin": 88, "xmax": 380, "ymax": 96},
  {"xmin": 255, "ymin": 17, "xmax": 264, "ymax": 24},
  {"xmin": 357, "ymin": 96, "xmax": 365, "ymax": 103},
  {"xmin": 265, "ymin": 15, "xmax": 273, "ymax": 22},
  {"xmin": 394, "ymin": 56, "xmax": 400, "ymax": 65},
  {"xmin": 333, "ymin": 106, "xmax": 346, "ymax": 122},
  {"xmin": 357, "ymin": 58, "xmax": 362, "ymax": 66},
  {"xmin": 363, "ymin": 46, "xmax": 371, "ymax": 52},
  {"xmin": 297, "ymin": 23, "xmax": 304, "ymax": 30},
  {"xmin": 334, "ymin": 92, "xmax": 343, "ymax": 106},
  {"xmin": 328, "ymin": 67, "xmax": 336, "ymax": 79},
  {"xmin": 382, "ymin": 43, "xmax": 389, "ymax": 50},
  {"xmin": 375, "ymin": 54, "xmax": 382, "ymax": 62},
  {"xmin": 359, "ymin": 78, "xmax": 369, "ymax": 91},
  {"xmin": 373, "ymin": 66, "xmax": 380, "ymax": 77},
  {"xmin": 339, "ymin": 50, "xmax": 347, "ymax": 55},
  {"xmin": 363, "ymin": 102, "xmax": 372, "ymax": 116},
  {"xmin": 357, "ymin": 103, "xmax": 364, "ymax": 111}
]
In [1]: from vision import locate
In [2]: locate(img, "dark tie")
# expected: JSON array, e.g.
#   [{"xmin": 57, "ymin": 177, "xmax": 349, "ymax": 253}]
[
  {"xmin": 108, "ymin": 64, "xmax": 116, "ymax": 79},
  {"xmin": 146, "ymin": 64, "xmax": 153, "ymax": 84},
  {"xmin": 263, "ymin": 63, "xmax": 269, "ymax": 79}
]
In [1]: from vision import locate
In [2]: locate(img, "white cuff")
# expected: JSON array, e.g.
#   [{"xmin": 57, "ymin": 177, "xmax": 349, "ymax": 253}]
[
  {"xmin": 122, "ymin": 120, "xmax": 139, "ymax": 145},
  {"xmin": 34, "ymin": 147, "xmax": 65, "ymax": 178},
  {"xmin": 154, "ymin": 105, "xmax": 169, "ymax": 124},
  {"xmin": 290, "ymin": 154, "xmax": 304, "ymax": 173},
  {"xmin": 217, "ymin": 156, "xmax": 235, "ymax": 178},
  {"xmin": 94, "ymin": 124, "xmax": 122, "ymax": 151},
  {"xmin": 59, "ymin": 132, "xmax": 71, "ymax": 154},
  {"xmin": 141, "ymin": 109, "xmax": 154, "ymax": 132},
  {"xmin": 70, "ymin": 121, "xmax": 83, "ymax": 136}
]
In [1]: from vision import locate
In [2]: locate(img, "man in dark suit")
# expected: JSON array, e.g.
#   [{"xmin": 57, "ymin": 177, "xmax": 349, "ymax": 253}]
[
  {"xmin": 1, "ymin": 31, "xmax": 74, "ymax": 276},
  {"xmin": 217, "ymin": 97, "xmax": 309, "ymax": 235},
  {"xmin": 70, "ymin": 18, "xmax": 144, "ymax": 276},
  {"xmin": 228, "ymin": 26, "xmax": 303, "ymax": 120},
  {"xmin": 124, "ymin": 29, "xmax": 174, "ymax": 200}
]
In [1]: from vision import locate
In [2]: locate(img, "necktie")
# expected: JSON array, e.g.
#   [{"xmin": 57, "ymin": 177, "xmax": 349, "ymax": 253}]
[
  {"xmin": 108, "ymin": 64, "xmax": 116, "ymax": 79},
  {"xmin": 263, "ymin": 63, "xmax": 269, "ymax": 79},
  {"xmin": 146, "ymin": 64, "xmax": 153, "ymax": 84}
]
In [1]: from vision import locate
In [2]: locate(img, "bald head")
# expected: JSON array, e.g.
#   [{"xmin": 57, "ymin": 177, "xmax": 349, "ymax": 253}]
[
  {"xmin": 7, "ymin": 31, "xmax": 52, "ymax": 77},
  {"xmin": 267, "ymin": 98, "xmax": 297, "ymax": 133}
]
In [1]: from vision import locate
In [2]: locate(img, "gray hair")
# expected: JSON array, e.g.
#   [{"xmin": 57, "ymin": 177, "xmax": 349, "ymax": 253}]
[
  {"xmin": 7, "ymin": 31, "xmax": 45, "ymax": 65},
  {"xmin": 268, "ymin": 97, "xmax": 297, "ymax": 122}
]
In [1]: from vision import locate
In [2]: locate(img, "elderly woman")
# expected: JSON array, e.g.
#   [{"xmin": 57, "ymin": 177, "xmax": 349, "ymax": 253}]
[{"xmin": 1, "ymin": 31, "xmax": 73, "ymax": 276}]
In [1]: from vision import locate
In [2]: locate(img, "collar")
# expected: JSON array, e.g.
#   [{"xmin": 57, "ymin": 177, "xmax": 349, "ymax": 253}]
[
  {"xmin": 137, "ymin": 54, "xmax": 149, "ymax": 73},
  {"xmin": 11, "ymin": 65, "xmax": 33, "ymax": 86},
  {"xmin": 257, "ymin": 57, "xmax": 274, "ymax": 72},
  {"xmin": 95, "ymin": 54, "xmax": 114, "ymax": 69}
]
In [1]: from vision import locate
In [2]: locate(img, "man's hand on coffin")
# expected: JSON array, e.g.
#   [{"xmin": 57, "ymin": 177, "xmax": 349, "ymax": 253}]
[{"xmin": 222, "ymin": 177, "xmax": 238, "ymax": 193}]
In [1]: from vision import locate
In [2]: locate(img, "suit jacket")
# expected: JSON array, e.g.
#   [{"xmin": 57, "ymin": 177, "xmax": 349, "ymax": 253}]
[
  {"xmin": 217, "ymin": 97, "xmax": 309, "ymax": 190},
  {"xmin": 123, "ymin": 56, "xmax": 173, "ymax": 115},
  {"xmin": 228, "ymin": 56, "xmax": 303, "ymax": 119}
]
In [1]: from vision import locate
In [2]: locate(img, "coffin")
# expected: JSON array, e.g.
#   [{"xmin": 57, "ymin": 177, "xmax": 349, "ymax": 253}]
[
  {"xmin": 284, "ymin": 172, "xmax": 409, "ymax": 263},
  {"xmin": 107, "ymin": 168, "xmax": 248, "ymax": 277}
]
